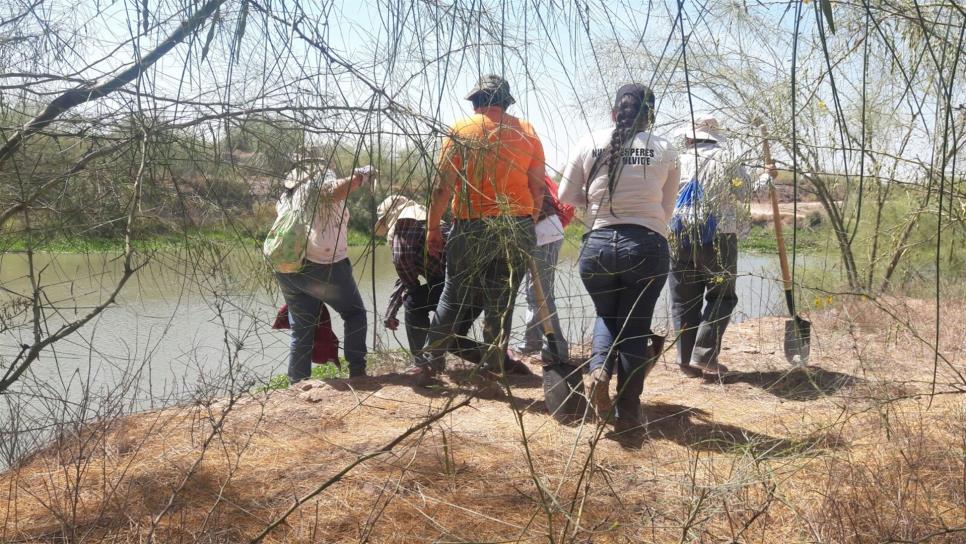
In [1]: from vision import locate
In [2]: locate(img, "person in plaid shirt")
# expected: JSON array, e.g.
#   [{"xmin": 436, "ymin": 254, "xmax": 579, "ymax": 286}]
[
  {"xmin": 376, "ymin": 196, "xmax": 446, "ymax": 359},
  {"xmin": 376, "ymin": 195, "xmax": 532, "ymax": 373}
]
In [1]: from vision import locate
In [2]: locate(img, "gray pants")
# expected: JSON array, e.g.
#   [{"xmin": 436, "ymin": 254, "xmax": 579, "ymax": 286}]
[
  {"xmin": 276, "ymin": 259, "xmax": 367, "ymax": 381},
  {"xmin": 517, "ymin": 238, "xmax": 569, "ymax": 362},
  {"xmin": 669, "ymin": 234, "xmax": 738, "ymax": 366}
]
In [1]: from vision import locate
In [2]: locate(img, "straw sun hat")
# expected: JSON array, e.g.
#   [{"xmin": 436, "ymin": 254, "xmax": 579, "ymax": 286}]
[
  {"xmin": 375, "ymin": 195, "xmax": 428, "ymax": 241},
  {"xmin": 678, "ymin": 115, "xmax": 727, "ymax": 142}
]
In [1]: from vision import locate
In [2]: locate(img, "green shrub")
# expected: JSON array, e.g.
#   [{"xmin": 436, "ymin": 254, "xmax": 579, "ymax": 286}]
[{"xmin": 254, "ymin": 361, "xmax": 349, "ymax": 392}]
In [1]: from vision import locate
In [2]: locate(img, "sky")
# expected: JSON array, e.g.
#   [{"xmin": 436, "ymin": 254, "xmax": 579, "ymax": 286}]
[
  {"xmin": 286, "ymin": 0, "xmax": 810, "ymax": 172},
  {"xmin": 20, "ymin": 0, "xmax": 955, "ymax": 181},
  {"xmin": 59, "ymin": 0, "xmax": 769, "ymax": 171}
]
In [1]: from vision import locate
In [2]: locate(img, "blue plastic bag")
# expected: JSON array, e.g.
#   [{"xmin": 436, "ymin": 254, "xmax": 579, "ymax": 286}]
[{"xmin": 669, "ymin": 177, "xmax": 718, "ymax": 248}]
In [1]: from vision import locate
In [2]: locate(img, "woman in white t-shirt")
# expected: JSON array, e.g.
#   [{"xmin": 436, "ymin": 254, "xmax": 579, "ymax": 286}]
[
  {"xmin": 273, "ymin": 158, "xmax": 372, "ymax": 383},
  {"xmin": 558, "ymin": 84, "xmax": 680, "ymax": 433}
]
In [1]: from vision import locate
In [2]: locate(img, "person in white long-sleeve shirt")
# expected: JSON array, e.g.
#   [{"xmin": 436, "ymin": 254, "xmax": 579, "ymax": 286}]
[
  {"xmin": 558, "ymin": 83, "xmax": 680, "ymax": 433},
  {"xmin": 670, "ymin": 115, "xmax": 777, "ymax": 378}
]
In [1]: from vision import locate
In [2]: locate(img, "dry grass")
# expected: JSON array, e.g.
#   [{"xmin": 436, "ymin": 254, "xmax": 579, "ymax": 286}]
[{"xmin": 1, "ymin": 298, "xmax": 965, "ymax": 543}]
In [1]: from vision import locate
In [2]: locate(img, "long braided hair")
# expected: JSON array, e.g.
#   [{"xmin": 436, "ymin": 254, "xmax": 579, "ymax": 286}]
[{"xmin": 588, "ymin": 87, "xmax": 656, "ymax": 207}]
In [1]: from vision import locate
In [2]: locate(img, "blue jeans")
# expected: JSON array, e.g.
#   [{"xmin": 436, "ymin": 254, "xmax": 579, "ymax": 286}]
[
  {"xmin": 419, "ymin": 217, "xmax": 535, "ymax": 371},
  {"xmin": 275, "ymin": 259, "xmax": 367, "ymax": 381},
  {"xmin": 518, "ymin": 238, "xmax": 569, "ymax": 362},
  {"xmin": 403, "ymin": 280, "xmax": 444, "ymax": 358},
  {"xmin": 579, "ymin": 225, "xmax": 669, "ymax": 407}
]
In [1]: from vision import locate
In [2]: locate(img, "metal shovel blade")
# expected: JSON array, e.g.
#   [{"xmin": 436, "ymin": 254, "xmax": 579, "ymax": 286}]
[
  {"xmin": 783, "ymin": 316, "xmax": 811, "ymax": 366},
  {"xmin": 543, "ymin": 363, "xmax": 587, "ymax": 424}
]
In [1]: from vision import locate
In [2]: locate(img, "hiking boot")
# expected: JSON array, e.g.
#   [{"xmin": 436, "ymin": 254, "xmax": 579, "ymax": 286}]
[
  {"xmin": 693, "ymin": 360, "xmax": 729, "ymax": 379},
  {"xmin": 586, "ymin": 367, "xmax": 613, "ymax": 419},
  {"xmin": 613, "ymin": 413, "xmax": 646, "ymax": 435},
  {"xmin": 678, "ymin": 364, "xmax": 704, "ymax": 378},
  {"xmin": 513, "ymin": 343, "xmax": 541, "ymax": 356},
  {"xmin": 404, "ymin": 364, "xmax": 438, "ymax": 387},
  {"xmin": 503, "ymin": 352, "xmax": 535, "ymax": 376},
  {"xmin": 613, "ymin": 400, "xmax": 645, "ymax": 434},
  {"xmin": 464, "ymin": 366, "xmax": 506, "ymax": 395},
  {"xmin": 477, "ymin": 363, "xmax": 505, "ymax": 382}
]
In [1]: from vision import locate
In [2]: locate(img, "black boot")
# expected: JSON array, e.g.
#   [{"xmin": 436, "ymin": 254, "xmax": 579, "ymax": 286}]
[
  {"xmin": 614, "ymin": 333, "xmax": 662, "ymax": 433},
  {"xmin": 613, "ymin": 365, "xmax": 645, "ymax": 433}
]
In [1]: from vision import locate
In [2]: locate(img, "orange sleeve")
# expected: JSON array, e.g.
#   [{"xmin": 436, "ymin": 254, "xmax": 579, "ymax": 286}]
[
  {"xmin": 526, "ymin": 122, "xmax": 545, "ymax": 167},
  {"xmin": 531, "ymin": 132, "xmax": 546, "ymax": 164}
]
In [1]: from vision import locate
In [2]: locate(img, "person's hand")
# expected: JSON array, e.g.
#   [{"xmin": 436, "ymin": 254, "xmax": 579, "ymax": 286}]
[
  {"xmin": 427, "ymin": 225, "xmax": 444, "ymax": 256},
  {"xmin": 384, "ymin": 316, "xmax": 399, "ymax": 330},
  {"xmin": 350, "ymin": 165, "xmax": 376, "ymax": 190},
  {"xmin": 765, "ymin": 162, "xmax": 779, "ymax": 180}
]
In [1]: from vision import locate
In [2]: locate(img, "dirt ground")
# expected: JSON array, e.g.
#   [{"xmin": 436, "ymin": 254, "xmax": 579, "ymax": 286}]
[
  {"xmin": 749, "ymin": 200, "xmax": 827, "ymax": 226},
  {"xmin": 1, "ymin": 297, "xmax": 965, "ymax": 543}
]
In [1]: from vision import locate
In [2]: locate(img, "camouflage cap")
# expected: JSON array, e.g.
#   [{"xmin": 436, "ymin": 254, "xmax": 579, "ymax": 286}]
[{"xmin": 464, "ymin": 74, "xmax": 516, "ymax": 105}]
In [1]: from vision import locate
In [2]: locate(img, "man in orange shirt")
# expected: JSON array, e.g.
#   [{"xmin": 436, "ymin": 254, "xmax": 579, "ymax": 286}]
[{"xmin": 407, "ymin": 74, "xmax": 545, "ymax": 385}]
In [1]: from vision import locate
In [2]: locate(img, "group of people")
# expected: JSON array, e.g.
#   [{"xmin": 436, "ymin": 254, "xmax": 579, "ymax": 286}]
[{"xmin": 269, "ymin": 74, "xmax": 777, "ymax": 433}]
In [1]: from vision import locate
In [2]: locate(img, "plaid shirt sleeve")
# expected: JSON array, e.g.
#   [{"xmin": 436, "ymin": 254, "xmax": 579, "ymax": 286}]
[
  {"xmin": 386, "ymin": 220, "xmax": 447, "ymax": 323},
  {"xmin": 385, "ymin": 278, "xmax": 406, "ymax": 322},
  {"xmin": 391, "ymin": 219, "xmax": 426, "ymax": 288}
]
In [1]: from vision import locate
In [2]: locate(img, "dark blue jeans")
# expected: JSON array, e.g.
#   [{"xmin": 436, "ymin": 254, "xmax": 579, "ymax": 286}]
[
  {"xmin": 579, "ymin": 225, "xmax": 669, "ymax": 407},
  {"xmin": 410, "ymin": 279, "xmax": 527, "ymax": 368},
  {"xmin": 275, "ymin": 259, "xmax": 367, "ymax": 381},
  {"xmin": 419, "ymin": 216, "xmax": 535, "ymax": 371},
  {"xmin": 403, "ymin": 280, "xmax": 444, "ymax": 358}
]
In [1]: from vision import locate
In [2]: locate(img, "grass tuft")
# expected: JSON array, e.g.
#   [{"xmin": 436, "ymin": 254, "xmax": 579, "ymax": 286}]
[{"xmin": 255, "ymin": 361, "xmax": 349, "ymax": 392}]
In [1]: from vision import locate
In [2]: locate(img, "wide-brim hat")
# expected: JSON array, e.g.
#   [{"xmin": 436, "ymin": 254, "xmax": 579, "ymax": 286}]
[
  {"xmin": 282, "ymin": 157, "xmax": 327, "ymax": 189},
  {"xmin": 375, "ymin": 195, "xmax": 427, "ymax": 239},
  {"xmin": 678, "ymin": 115, "xmax": 726, "ymax": 142},
  {"xmin": 464, "ymin": 74, "xmax": 516, "ymax": 105}
]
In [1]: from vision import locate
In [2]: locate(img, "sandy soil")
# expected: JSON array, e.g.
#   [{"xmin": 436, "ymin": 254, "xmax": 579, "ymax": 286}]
[
  {"xmin": 749, "ymin": 200, "xmax": 828, "ymax": 226},
  {"xmin": 1, "ymin": 297, "xmax": 964, "ymax": 543}
]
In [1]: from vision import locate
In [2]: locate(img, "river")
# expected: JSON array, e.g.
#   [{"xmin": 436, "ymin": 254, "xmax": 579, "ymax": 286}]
[{"xmin": 0, "ymin": 243, "xmax": 790, "ymax": 406}]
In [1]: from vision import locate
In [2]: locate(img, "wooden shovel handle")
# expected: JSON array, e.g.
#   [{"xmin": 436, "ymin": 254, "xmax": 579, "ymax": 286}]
[{"xmin": 760, "ymin": 126, "xmax": 794, "ymax": 293}]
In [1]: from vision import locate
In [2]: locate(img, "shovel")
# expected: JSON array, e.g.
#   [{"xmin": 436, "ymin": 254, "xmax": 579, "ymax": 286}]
[
  {"xmin": 529, "ymin": 257, "xmax": 587, "ymax": 423},
  {"xmin": 761, "ymin": 126, "xmax": 811, "ymax": 365}
]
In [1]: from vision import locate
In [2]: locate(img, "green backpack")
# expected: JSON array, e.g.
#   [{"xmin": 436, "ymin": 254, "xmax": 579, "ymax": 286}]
[{"xmin": 263, "ymin": 171, "xmax": 328, "ymax": 273}]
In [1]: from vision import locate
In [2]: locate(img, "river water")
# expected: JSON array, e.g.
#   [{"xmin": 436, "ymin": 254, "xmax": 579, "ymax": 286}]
[{"xmin": 0, "ymin": 243, "xmax": 789, "ymax": 407}]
